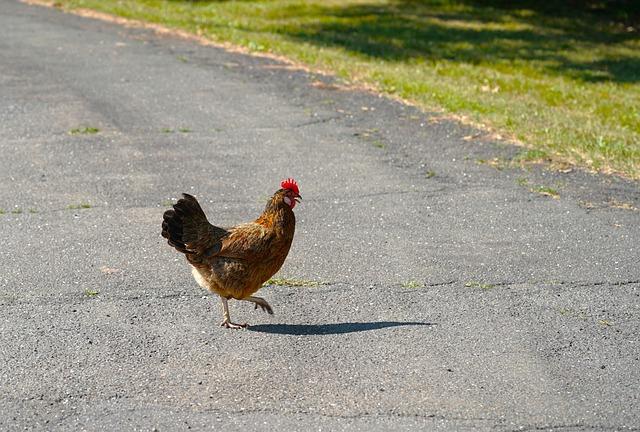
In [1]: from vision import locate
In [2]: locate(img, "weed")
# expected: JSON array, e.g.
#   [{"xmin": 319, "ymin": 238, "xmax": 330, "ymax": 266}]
[
  {"xmin": 264, "ymin": 278, "xmax": 325, "ymax": 287},
  {"xmin": 11, "ymin": 208, "xmax": 22, "ymax": 214},
  {"xmin": 84, "ymin": 288, "xmax": 99, "ymax": 297},
  {"xmin": 178, "ymin": 127, "xmax": 192, "ymax": 133},
  {"xmin": 476, "ymin": 158, "xmax": 506, "ymax": 170},
  {"xmin": 425, "ymin": 170, "xmax": 436, "ymax": 178},
  {"xmin": 465, "ymin": 281, "xmax": 495, "ymax": 290},
  {"xmin": 557, "ymin": 307, "xmax": 587, "ymax": 320},
  {"xmin": 531, "ymin": 185, "xmax": 560, "ymax": 198},
  {"xmin": 69, "ymin": 126, "xmax": 99, "ymax": 135},
  {"xmin": 514, "ymin": 149, "xmax": 549, "ymax": 162},
  {"xmin": 516, "ymin": 178, "xmax": 560, "ymax": 198},
  {"xmin": 401, "ymin": 280, "xmax": 423, "ymax": 288},
  {"xmin": 67, "ymin": 202, "xmax": 92, "ymax": 210}
]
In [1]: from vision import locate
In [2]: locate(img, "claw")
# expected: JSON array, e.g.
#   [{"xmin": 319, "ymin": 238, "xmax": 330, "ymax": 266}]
[
  {"xmin": 220, "ymin": 320, "xmax": 248, "ymax": 329},
  {"xmin": 244, "ymin": 296, "xmax": 274, "ymax": 315}
]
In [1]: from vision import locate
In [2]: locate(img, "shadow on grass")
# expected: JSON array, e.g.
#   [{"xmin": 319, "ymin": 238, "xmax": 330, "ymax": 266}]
[
  {"xmin": 248, "ymin": 321, "xmax": 435, "ymax": 335},
  {"xmin": 277, "ymin": 1, "xmax": 639, "ymax": 83}
]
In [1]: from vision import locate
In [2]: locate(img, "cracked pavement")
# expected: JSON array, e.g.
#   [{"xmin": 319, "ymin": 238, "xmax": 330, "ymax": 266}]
[{"xmin": 1, "ymin": 1, "xmax": 639, "ymax": 431}]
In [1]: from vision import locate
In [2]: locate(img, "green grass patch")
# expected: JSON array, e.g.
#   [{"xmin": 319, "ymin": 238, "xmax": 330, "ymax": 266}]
[
  {"xmin": 476, "ymin": 157, "xmax": 507, "ymax": 170},
  {"xmin": 531, "ymin": 184, "xmax": 560, "ymax": 198},
  {"xmin": 516, "ymin": 177, "xmax": 560, "ymax": 199},
  {"xmin": 401, "ymin": 280, "xmax": 423, "ymax": 288},
  {"xmin": 264, "ymin": 277, "xmax": 325, "ymax": 287},
  {"xmin": 161, "ymin": 127, "xmax": 192, "ymax": 133},
  {"xmin": 0, "ymin": 209, "xmax": 5, "ymax": 216},
  {"xmin": 516, "ymin": 178, "xmax": 560, "ymax": 198},
  {"xmin": 425, "ymin": 170, "xmax": 436, "ymax": 179},
  {"xmin": 11, "ymin": 208, "xmax": 22, "ymax": 214},
  {"xmin": 69, "ymin": 126, "xmax": 100, "ymax": 135},
  {"xmin": 514, "ymin": 149, "xmax": 550, "ymax": 162},
  {"xmin": 465, "ymin": 281, "xmax": 495, "ymax": 290},
  {"xmin": 52, "ymin": 0, "xmax": 640, "ymax": 177},
  {"xmin": 67, "ymin": 202, "xmax": 92, "ymax": 210},
  {"xmin": 84, "ymin": 288, "xmax": 100, "ymax": 297}
]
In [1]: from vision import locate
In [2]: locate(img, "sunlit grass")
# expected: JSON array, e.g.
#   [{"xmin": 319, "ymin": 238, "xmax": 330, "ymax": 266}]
[{"xmin": 53, "ymin": 0, "xmax": 640, "ymax": 177}]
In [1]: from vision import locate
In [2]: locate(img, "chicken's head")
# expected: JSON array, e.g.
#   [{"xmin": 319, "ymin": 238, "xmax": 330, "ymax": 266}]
[{"xmin": 280, "ymin": 178, "xmax": 301, "ymax": 209}]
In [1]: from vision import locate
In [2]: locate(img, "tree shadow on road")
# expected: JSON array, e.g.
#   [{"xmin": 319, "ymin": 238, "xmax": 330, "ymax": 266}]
[{"xmin": 248, "ymin": 321, "xmax": 435, "ymax": 335}]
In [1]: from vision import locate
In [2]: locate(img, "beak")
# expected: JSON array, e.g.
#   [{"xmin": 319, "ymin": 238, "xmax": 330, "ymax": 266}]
[{"xmin": 294, "ymin": 194, "xmax": 302, "ymax": 203}]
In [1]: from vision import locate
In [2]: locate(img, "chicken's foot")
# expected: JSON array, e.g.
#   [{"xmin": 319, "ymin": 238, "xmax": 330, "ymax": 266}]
[
  {"xmin": 243, "ymin": 296, "xmax": 274, "ymax": 315},
  {"xmin": 219, "ymin": 296, "xmax": 247, "ymax": 329}
]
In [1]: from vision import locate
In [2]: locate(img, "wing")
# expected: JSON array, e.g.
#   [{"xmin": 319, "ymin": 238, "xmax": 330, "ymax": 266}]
[{"xmin": 211, "ymin": 222, "xmax": 276, "ymax": 263}]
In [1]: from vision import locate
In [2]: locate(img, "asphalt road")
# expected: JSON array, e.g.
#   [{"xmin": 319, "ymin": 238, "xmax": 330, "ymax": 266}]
[{"xmin": 1, "ymin": 1, "xmax": 639, "ymax": 431}]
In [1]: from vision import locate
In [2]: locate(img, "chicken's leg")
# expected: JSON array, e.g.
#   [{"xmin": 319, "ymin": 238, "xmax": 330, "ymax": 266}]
[
  {"xmin": 219, "ymin": 296, "xmax": 247, "ymax": 329},
  {"xmin": 243, "ymin": 296, "xmax": 274, "ymax": 315}
]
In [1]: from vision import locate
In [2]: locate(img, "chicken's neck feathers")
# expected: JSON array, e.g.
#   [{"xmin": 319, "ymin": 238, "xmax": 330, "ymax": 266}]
[{"xmin": 255, "ymin": 201, "xmax": 295, "ymax": 236}]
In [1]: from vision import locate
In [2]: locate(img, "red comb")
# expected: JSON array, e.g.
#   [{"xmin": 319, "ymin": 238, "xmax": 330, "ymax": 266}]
[{"xmin": 281, "ymin": 178, "xmax": 299, "ymax": 195}]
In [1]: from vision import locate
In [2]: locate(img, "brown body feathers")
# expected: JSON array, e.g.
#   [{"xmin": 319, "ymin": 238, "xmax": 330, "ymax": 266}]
[{"xmin": 162, "ymin": 191, "xmax": 296, "ymax": 301}]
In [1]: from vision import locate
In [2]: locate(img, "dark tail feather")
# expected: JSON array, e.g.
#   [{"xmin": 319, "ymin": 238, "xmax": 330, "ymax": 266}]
[{"xmin": 161, "ymin": 193, "xmax": 207, "ymax": 255}]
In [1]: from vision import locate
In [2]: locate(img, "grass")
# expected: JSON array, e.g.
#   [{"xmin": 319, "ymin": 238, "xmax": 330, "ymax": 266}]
[
  {"xmin": 516, "ymin": 178, "xmax": 560, "ymax": 198},
  {"xmin": 531, "ymin": 184, "xmax": 560, "ymax": 198},
  {"xmin": 558, "ymin": 307, "xmax": 614, "ymax": 327},
  {"xmin": 69, "ymin": 126, "xmax": 100, "ymax": 135},
  {"xmin": 51, "ymin": 0, "xmax": 640, "ymax": 178},
  {"xmin": 476, "ymin": 157, "xmax": 506, "ymax": 170},
  {"xmin": 401, "ymin": 280, "xmax": 423, "ymax": 288},
  {"xmin": 11, "ymin": 208, "xmax": 22, "ymax": 214},
  {"xmin": 425, "ymin": 170, "xmax": 436, "ymax": 179},
  {"xmin": 0, "ymin": 209, "xmax": 5, "ymax": 216},
  {"xmin": 161, "ymin": 127, "xmax": 192, "ymax": 133},
  {"xmin": 465, "ymin": 281, "xmax": 495, "ymax": 290},
  {"xmin": 264, "ymin": 277, "xmax": 325, "ymax": 287},
  {"xmin": 84, "ymin": 288, "xmax": 100, "ymax": 297},
  {"xmin": 67, "ymin": 202, "xmax": 92, "ymax": 210},
  {"xmin": 514, "ymin": 149, "xmax": 550, "ymax": 163}
]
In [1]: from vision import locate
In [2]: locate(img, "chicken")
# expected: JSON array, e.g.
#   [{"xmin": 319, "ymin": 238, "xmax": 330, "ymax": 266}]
[{"xmin": 161, "ymin": 178, "xmax": 301, "ymax": 329}]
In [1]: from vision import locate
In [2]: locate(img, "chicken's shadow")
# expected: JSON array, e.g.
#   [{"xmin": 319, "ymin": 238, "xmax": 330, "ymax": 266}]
[{"xmin": 248, "ymin": 321, "xmax": 434, "ymax": 335}]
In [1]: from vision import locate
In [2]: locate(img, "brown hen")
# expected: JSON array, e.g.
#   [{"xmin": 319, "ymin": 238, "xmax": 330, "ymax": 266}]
[{"xmin": 161, "ymin": 179, "xmax": 301, "ymax": 329}]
